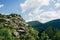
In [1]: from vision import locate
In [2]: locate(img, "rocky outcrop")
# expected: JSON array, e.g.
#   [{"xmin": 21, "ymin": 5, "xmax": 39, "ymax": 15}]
[
  {"xmin": 0, "ymin": 14, "xmax": 38, "ymax": 40},
  {"xmin": 0, "ymin": 14, "xmax": 26, "ymax": 38}
]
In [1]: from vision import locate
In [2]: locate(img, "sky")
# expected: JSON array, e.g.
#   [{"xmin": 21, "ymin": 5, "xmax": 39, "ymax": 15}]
[{"xmin": 0, "ymin": 0, "xmax": 60, "ymax": 23}]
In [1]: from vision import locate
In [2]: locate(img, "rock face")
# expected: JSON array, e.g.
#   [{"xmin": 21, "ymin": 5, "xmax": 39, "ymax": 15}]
[
  {"xmin": 0, "ymin": 14, "xmax": 38, "ymax": 40},
  {"xmin": 0, "ymin": 14, "xmax": 26, "ymax": 38}
]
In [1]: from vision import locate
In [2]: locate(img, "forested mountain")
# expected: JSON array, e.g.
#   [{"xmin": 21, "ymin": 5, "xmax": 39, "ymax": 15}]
[{"xmin": 28, "ymin": 19, "xmax": 60, "ymax": 31}]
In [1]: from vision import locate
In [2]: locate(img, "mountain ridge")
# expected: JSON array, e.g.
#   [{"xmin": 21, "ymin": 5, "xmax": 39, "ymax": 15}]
[{"xmin": 27, "ymin": 19, "xmax": 60, "ymax": 31}]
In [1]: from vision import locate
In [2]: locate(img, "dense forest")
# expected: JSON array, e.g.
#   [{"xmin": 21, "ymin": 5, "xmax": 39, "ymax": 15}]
[{"xmin": 0, "ymin": 14, "xmax": 60, "ymax": 40}]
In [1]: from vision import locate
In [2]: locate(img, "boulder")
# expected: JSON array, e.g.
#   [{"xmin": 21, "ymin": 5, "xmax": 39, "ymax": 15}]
[{"xmin": 12, "ymin": 31, "xmax": 20, "ymax": 38}]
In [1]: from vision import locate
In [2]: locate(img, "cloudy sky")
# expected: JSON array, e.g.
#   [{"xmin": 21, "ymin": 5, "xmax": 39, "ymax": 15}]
[{"xmin": 0, "ymin": 0, "xmax": 60, "ymax": 23}]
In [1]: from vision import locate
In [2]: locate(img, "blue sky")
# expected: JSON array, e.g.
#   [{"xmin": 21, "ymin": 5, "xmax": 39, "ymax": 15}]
[
  {"xmin": 0, "ymin": 0, "xmax": 60, "ymax": 23},
  {"xmin": 0, "ymin": 0, "xmax": 25, "ymax": 14}
]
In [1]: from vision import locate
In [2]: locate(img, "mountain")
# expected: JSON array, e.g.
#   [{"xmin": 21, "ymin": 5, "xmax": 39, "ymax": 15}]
[
  {"xmin": 27, "ymin": 21, "xmax": 44, "ymax": 31},
  {"xmin": 45, "ymin": 19, "xmax": 60, "ymax": 28},
  {"xmin": 0, "ymin": 14, "xmax": 60, "ymax": 40},
  {"xmin": 27, "ymin": 19, "xmax": 60, "ymax": 31},
  {"xmin": 0, "ymin": 14, "xmax": 38, "ymax": 40}
]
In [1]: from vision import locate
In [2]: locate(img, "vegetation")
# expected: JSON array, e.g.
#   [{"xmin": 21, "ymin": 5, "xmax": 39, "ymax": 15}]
[{"xmin": 0, "ymin": 14, "xmax": 60, "ymax": 40}]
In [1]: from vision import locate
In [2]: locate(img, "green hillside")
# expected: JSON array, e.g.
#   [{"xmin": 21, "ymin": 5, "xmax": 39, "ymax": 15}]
[
  {"xmin": 0, "ymin": 14, "xmax": 39, "ymax": 40},
  {"xmin": 0, "ymin": 14, "xmax": 60, "ymax": 40}
]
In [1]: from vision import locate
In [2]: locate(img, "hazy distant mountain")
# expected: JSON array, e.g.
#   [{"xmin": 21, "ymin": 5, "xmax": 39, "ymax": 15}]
[{"xmin": 27, "ymin": 19, "xmax": 60, "ymax": 31}]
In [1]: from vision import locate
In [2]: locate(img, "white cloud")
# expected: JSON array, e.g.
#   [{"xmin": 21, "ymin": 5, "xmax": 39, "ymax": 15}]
[
  {"xmin": 26, "ymin": 19, "xmax": 33, "ymax": 22},
  {"xmin": 20, "ymin": 0, "xmax": 60, "ymax": 23},
  {"xmin": 55, "ymin": 3, "xmax": 60, "ymax": 8},
  {"xmin": 0, "ymin": 4, "xmax": 4, "ymax": 8},
  {"xmin": 54, "ymin": 0, "xmax": 60, "ymax": 8},
  {"xmin": 39, "ymin": 11, "xmax": 60, "ymax": 23},
  {"xmin": 20, "ymin": 0, "xmax": 50, "ymax": 12},
  {"xmin": 57, "ymin": 0, "xmax": 60, "ymax": 2},
  {"xmin": 28, "ymin": 12, "xmax": 33, "ymax": 17},
  {"xmin": 27, "ymin": 11, "xmax": 60, "ymax": 23}
]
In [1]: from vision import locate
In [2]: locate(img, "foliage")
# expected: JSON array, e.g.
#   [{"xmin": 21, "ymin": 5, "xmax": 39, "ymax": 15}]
[{"xmin": 0, "ymin": 14, "xmax": 60, "ymax": 40}]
